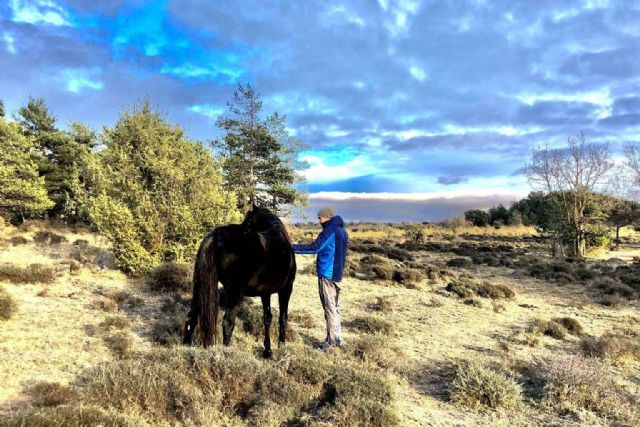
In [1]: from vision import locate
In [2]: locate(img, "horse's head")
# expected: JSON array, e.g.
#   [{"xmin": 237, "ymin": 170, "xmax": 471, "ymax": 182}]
[{"xmin": 243, "ymin": 202, "xmax": 269, "ymax": 226}]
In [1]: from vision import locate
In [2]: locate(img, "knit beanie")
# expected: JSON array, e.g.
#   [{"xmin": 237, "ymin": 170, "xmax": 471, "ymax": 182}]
[{"xmin": 317, "ymin": 206, "xmax": 336, "ymax": 218}]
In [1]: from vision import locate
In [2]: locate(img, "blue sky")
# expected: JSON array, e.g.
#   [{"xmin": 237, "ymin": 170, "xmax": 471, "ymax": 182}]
[{"xmin": 1, "ymin": 0, "xmax": 639, "ymax": 221}]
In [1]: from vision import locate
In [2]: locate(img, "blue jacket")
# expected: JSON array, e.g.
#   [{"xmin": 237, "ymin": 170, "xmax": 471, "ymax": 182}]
[{"xmin": 293, "ymin": 216, "xmax": 349, "ymax": 282}]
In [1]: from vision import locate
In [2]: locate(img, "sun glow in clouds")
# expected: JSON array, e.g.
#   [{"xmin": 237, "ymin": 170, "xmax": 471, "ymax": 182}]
[
  {"xmin": 59, "ymin": 68, "xmax": 104, "ymax": 93},
  {"xmin": 9, "ymin": 0, "xmax": 71, "ymax": 26}
]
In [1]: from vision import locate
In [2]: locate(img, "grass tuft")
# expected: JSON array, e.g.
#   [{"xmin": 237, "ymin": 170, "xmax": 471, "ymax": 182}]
[
  {"xmin": 0, "ymin": 286, "xmax": 18, "ymax": 320},
  {"xmin": 349, "ymin": 315, "xmax": 393, "ymax": 334},
  {"xmin": 447, "ymin": 359, "xmax": 522, "ymax": 410},
  {"xmin": 148, "ymin": 262, "xmax": 192, "ymax": 293}
]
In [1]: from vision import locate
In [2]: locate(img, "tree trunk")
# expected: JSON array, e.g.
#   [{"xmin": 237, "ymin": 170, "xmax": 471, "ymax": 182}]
[{"xmin": 615, "ymin": 225, "xmax": 621, "ymax": 247}]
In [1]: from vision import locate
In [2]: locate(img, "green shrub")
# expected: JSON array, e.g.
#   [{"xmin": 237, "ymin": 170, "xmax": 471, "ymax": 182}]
[
  {"xmin": 0, "ymin": 287, "xmax": 17, "ymax": 320},
  {"xmin": 349, "ymin": 315, "xmax": 393, "ymax": 334},
  {"xmin": 447, "ymin": 359, "xmax": 522, "ymax": 410},
  {"xmin": 148, "ymin": 262, "xmax": 192, "ymax": 293},
  {"xmin": 402, "ymin": 223, "xmax": 425, "ymax": 243}
]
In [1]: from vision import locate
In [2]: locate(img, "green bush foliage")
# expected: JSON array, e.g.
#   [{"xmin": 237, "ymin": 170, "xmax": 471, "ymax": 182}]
[
  {"xmin": 0, "ymin": 116, "xmax": 54, "ymax": 220},
  {"xmin": 84, "ymin": 103, "xmax": 240, "ymax": 275}
]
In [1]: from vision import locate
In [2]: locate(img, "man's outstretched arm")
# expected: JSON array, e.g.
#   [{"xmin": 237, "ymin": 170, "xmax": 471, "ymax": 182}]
[{"xmin": 293, "ymin": 230, "xmax": 331, "ymax": 254}]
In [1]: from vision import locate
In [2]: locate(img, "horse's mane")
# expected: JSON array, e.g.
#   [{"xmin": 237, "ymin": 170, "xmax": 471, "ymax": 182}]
[{"xmin": 244, "ymin": 206, "xmax": 292, "ymax": 245}]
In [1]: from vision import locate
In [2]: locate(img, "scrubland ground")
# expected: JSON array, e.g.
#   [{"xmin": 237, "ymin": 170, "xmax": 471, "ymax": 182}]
[{"xmin": 0, "ymin": 221, "xmax": 638, "ymax": 426}]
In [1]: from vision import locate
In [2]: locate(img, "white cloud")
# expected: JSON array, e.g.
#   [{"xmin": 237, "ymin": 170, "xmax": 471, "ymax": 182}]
[
  {"xmin": 9, "ymin": 0, "xmax": 71, "ymax": 26},
  {"xmin": 3, "ymin": 33, "xmax": 16, "ymax": 54},
  {"xmin": 515, "ymin": 89, "xmax": 613, "ymax": 119},
  {"xmin": 409, "ymin": 66, "xmax": 427, "ymax": 81},
  {"xmin": 300, "ymin": 155, "xmax": 378, "ymax": 182},
  {"xmin": 59, "ymin": 68, "xmax": 104, "ymax": 93},
  {"xmin": 308, "ymin": 188, "xmax": 527, "ymax": 201},
  {"xmin": 189, "ymin": 104, "xmax": 224, "ymax": 119}
]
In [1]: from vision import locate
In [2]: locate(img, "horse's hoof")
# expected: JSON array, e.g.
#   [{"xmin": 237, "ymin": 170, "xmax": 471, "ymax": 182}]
[{"xmin": 263, "ymin": 349, "xmax": 272, "ymax": 359}]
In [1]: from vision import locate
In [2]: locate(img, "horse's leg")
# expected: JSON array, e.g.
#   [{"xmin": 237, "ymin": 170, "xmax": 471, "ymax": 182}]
[
  {"xmin": 261, "ymin": 295, "xmax": 273, "ymax": 358},
  {"xmin": 277, "ymin": 286, "xmax": 292, "ymax": 348},
  {"xmin": 222, "ymin": 291, "xmax": 241, "ymax": 346}
]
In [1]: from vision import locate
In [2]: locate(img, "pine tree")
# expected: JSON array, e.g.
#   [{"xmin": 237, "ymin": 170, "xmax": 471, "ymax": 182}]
[
  {"xmin": 0, "ymin": 117, "xmax": 54, "ymax": 221},
  {"xmin": 215, "ymin": 84, "xmax": 307, "ymax": 213},
  {"xmin": 0, "ymin": 99, "xmax": 5, "ymax": 118},
  {"xmin": 17, "ymin": 97, "xmax": 92, "ymax": 220}
]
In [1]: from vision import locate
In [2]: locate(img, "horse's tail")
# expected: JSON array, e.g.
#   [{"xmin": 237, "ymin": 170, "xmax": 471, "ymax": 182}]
[{"xmin": 193, "ymin": 233, "xmax": 218, "ymax": 348}]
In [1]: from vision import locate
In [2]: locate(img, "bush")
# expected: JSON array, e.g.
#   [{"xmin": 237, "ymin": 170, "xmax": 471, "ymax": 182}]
[
  {"xmin": 26, "ymin": 381, "xmax": 79, "ymax": 407},
  {"xmin": 592, "ymin": 277, "xmax": 636, "ymax": 299},
  {"xmin": 368, "ymin": 296, "xmax": 394, "ymax": 313},
  {"xmin": 151, "ymin": 318, "xmax": 183, "ymax": 346},
  {"xmin": 392, "ymin": 268, "xmax": 424, "ymax": 286},
  {"xmin": 99, "ymin": 315, "xmax": 130, "ymax": 330},
  {"xmin": 0, "ymin": 263, "xmax": 56, "ymax": 284},
  {"xmin": 288, "ymin": 309, "xmax": 316, "ymax": 329},
  {"xmin": 532, "ymin": 356, "xmax": 638, "ymax": 423},
  {"xmin": 0, "ymin": 287, "xmax": 17, "ymax": 320},
  {"xmin": 90, "ymin": 297, "xmax": 117, "ymax": 312},
  {"xmin": 446, "ymin": 277, "xmax": 515, "ymax": 300},
  {"xmin": 103, "ymin": 331, "xmax": 133, "ymax": 358},
  {"xmin": 446, "ymin": 257, "xmax": 472, "ymax": 268},
  {"xmin": 551, "ymin": 317, "xmax": 584, "ymax": 336},
  {"xmin": 402, "ymin": 223, "xmax": 425, "ymax": 243},
  {"xmin": 9, "ymin": 236, "xmax": 28, "ymax": 245},
  {"xmin": 34, "ymin": 231, "xmax": 67, "ymax": 244},
  {"xmin": 349, "ymin": 315, "xmax": 393, "ymax": 334},
  {"xmin": 148, "ymin": 262, "xmax": 192, "ymax": 293},
  {"xmin": 314, "ymin": 365, "xmax": 398, "ymax": 426},
  {"xmin": 581, "ymin": 334, "xmax": 640, "ymax": 365},
  {"xmin": 0, "ymin": 405, "xmax": 142, "ymax": 427},
  {"xmin": 530, "ymin": 319, "xmax": 567, "ymax": 340},
  {"xmin": 111, "ymin": 290, "xmax": 144, "ymax": 310},
  {"xmin": 447, "ymin": 359, "xmax": 522, "ymax": 410}
]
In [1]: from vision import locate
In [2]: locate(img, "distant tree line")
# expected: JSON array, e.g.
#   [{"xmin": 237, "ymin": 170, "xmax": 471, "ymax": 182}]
[
  {"xmin": 466, "ymin": 133, "xmax": 640, "ymax": 258},
  {"xmin": 0, "ymin": 84, "xmax": 307, "ymax": 275}
]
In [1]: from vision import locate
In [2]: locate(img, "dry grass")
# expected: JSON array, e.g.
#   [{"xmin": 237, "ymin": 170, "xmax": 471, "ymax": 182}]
[
  {"xmin": 349, "ymin": 315, "xmax": 393, "ymax": 334},
  {"xmin": 1, "ymin": 222, "xmax": 639, "ymax": 426},
  {"xmin": 447, "ymin": 359, "xmax": 522, "ymax": 410},
  {"xmin": 580, "ymin": 333, "xmax": 640, "ymax": 365},
  {"xmin": 446, "ymin": 276, "xmax": 515, "ymax": 300},
  {"xmin": 0, "ymin": 263, "xmax": 56, "ymax": 284},
  {"xmin": 0, "ymin": 287, "xmax": 17, "ymax": 320}
]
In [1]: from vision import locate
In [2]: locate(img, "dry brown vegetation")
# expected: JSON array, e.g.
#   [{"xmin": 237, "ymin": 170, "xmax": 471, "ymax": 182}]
[{"xmin": 0, "ymin": 221, "xmax": 639, "ymax": 426}]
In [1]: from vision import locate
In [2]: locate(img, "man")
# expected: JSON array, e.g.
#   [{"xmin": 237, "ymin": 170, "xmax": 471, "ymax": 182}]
[{"xmin": 293, "ymin": 206, "xmax": 348, "ymax": 349}]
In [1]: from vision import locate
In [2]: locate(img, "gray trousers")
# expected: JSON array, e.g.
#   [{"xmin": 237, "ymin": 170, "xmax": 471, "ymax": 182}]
[{"xmin": 318, "ymin": 276, "xmax": 342, "ymax": 345}]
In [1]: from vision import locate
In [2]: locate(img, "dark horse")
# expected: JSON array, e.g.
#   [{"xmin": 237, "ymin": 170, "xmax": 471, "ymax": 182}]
[{"xmin": 183, "ymin": 205, "xmax": 296, "ymax": 358}]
